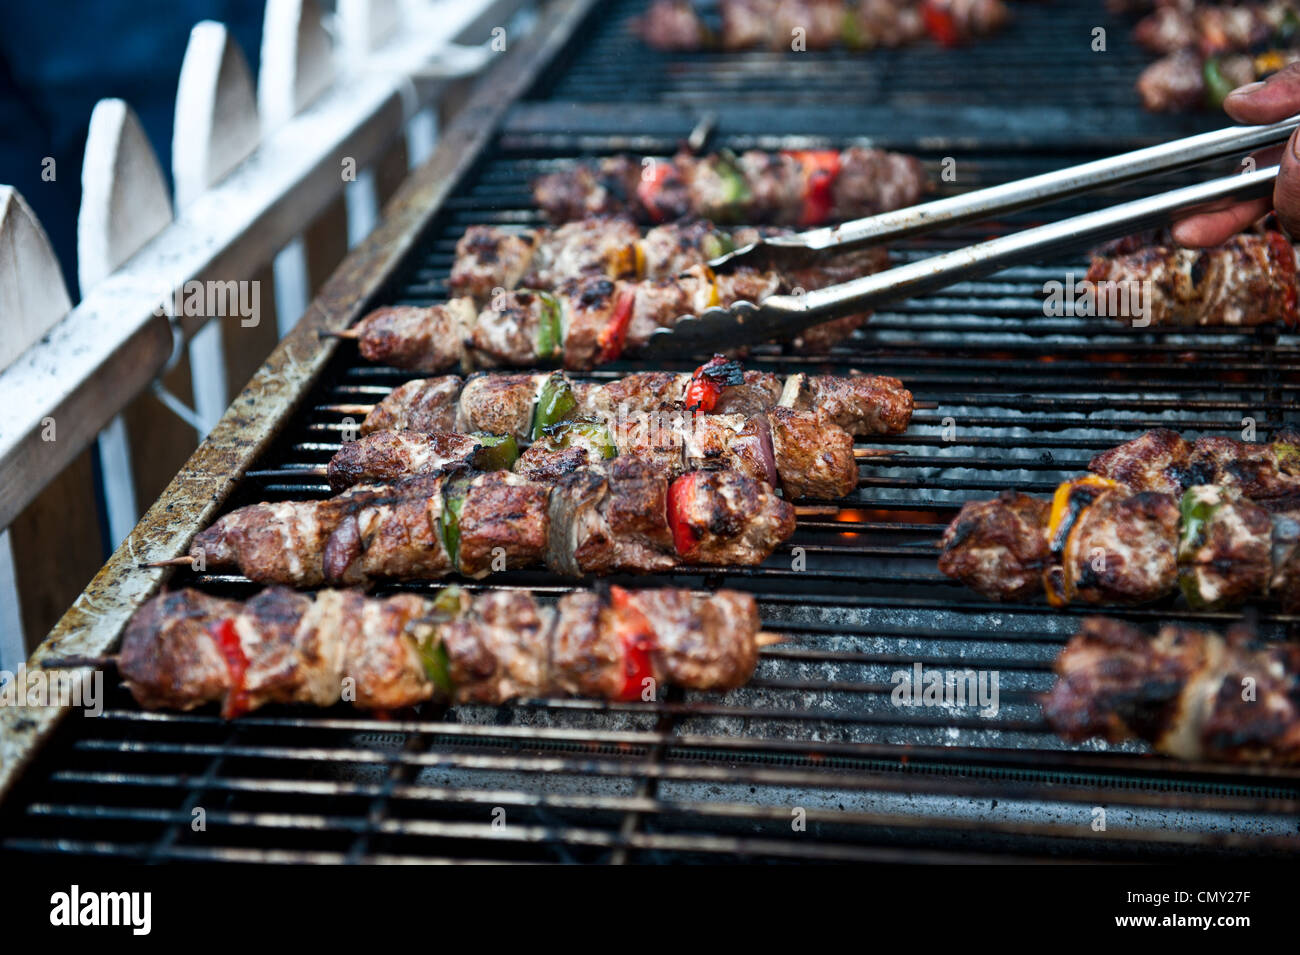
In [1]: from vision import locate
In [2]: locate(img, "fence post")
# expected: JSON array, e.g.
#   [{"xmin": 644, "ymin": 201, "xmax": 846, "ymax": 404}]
[
  {"xmin": 173, "ymin": 20, "xmax": 262, "ymax": 435},
  {"xmin": 0, "ymin": 187, "xmax": 75, "ymax": 669}
]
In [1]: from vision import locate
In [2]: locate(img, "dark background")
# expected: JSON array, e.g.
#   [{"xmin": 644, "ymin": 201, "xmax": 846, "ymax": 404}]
[{"xmin": 0, "ymin": 0, "xmax": 267, "ymax": 299}]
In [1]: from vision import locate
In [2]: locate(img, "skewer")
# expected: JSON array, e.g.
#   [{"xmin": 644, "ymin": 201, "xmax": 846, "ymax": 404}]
[
  {"xmin": 140, "ymin": 557, "xmax": 198, "ymax": 569},
  {"xmin": 854, "ymin": 448, "xmax": 902, "ymax": 459},
  {"xmin": 40, "ymin": 655, "xmax": 116, "ymax": 670},
  {"xmin": 755, "ymin": 632, "xmax": 784, "ymax": 647},
  {"xmin": 793, "ymin": 505, "xmax": 840, "ymax": 517},
  {"xmin": 320, "ymin": 329, "xmax": 360, "ymax": 341}
]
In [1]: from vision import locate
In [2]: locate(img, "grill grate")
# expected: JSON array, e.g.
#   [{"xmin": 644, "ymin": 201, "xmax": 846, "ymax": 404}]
[
  {"xmin": 4, "ymin": 135, "xmax": 1299, "ymax": 862},
  {"xmin": 4, "ymin": 0, "xmax": 1300, "ymax": 862},
  {"xmin": 532, "ymin": 0, "xmax": 1199, "ymax": 119}
]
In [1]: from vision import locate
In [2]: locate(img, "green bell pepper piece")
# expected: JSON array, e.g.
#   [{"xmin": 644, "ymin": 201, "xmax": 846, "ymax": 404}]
[
  {"xmin": 535, "ymin": 291, "xmax": 563, "ymax": 361},
  {"xmin": 531, "ymin": 373, "xmax": 577, "ymax": 441},
  {"xmin": 544, "ymin": 418, "xmax": 617, "ymax": 459},
  {"xmin": 1203, "ymin": 57, "xmax": 1234, "ymax": 110},
  {"xmin": 439, "ymin": 478, "xmax": 469, "ymax": 570},
  {"xmin": 470, "ymin": 432, "xmax": 520, "ymax": 471}
]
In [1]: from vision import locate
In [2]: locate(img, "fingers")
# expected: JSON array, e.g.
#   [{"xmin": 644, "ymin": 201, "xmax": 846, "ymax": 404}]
[
  {"xmin": 1171, "ymin": 198, "xmax": 1273, "ymax": 247},
  {"xmin": 1223, "ymin": 63, "xmax": 1300, "ymax": 124},
  {"xmin": 1274, "ymin": 128, "xmax": 1300, "ymax": 237},
  {"xmin": 1171, "ymin": 143, "xmax": 1283, "ymax": 247}
]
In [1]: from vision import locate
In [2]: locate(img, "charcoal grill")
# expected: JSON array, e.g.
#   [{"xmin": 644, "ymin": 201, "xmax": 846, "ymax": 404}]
[{"xmin": 3, "ymin": 0, "xmax": 1299, "ymax": 863}]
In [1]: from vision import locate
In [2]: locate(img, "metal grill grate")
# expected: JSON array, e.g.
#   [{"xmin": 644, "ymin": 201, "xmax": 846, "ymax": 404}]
[
  {"xmin": 3, "ymin": 130, "xmax": 1299, "ymax": 862},
  {"xmin": 532, "ymin": 0, "xmax": 1197, "ymax": 117}
]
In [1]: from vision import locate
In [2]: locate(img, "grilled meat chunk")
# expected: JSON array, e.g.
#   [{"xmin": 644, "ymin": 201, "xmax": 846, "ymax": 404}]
[
  {"xmin": 669, "ymin": 469, "xmax": 796, "ymax": 565},
  {"xmin": 767, "ymin": 406, "xmax": 858, "ymax": 499},
  {"xmin": 783, "ymin": 372, "xmax": 915, "ymax": 435},
  {"xmin": 328, "ymin": 430, "xmax": 479, "ymax": 491},
  {"xmin": 352, "ymin": 302, "xmax": 475, "ymax": 370},
  {"xmin": 1064, "ymin": 488, "xmax": 1180, "ymax": 605},
  {"xmin": 360, "ymin": 376, "xmax": 460, "ymax": 435},
  {"xmin": 1177, "ymin": 485, "xmax": 1274, "ymax": 609},
  {"xmin": 938, "ymin": 492, "xmax": 1050, "ymax": 601},
  {"xmin": 454, "ymin": 373, "xmax": 545, "ymax": 440}
]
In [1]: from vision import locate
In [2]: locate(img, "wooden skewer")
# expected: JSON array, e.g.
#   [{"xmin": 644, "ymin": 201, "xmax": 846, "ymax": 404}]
[
  {"xmin": 912, "ymin": 400, "xmax": 938, "ymax": 410},
  {"xmin": 793, "ymin": 505, "xmax": 839, "ymax": 517},
  {"xmin": 140, "ymin": 557, "xmax": 195, "ymax": 569},
  {"xmin": 41, "ymin": 654, "xmax": 116, "ymax": 670},
  {"xmin": 322, "ymin": 404, "xmax": 375, "ymax": 416},
  {"xmin": 320, "ymin": 329, "xmax": 360, "ymax": 340},
  {"xmin": 853, "ymin": 448, "xmax": 903, "ymax": 459},
  {"xmin": 755, "ymin": 632, "xmax": 784, "ymax": 648}
]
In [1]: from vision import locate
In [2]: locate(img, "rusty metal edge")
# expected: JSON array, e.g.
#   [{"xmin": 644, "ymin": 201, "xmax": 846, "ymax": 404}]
[{"xmin": 0, "ymin": 0, "xmax": 601, "ymax": 806}]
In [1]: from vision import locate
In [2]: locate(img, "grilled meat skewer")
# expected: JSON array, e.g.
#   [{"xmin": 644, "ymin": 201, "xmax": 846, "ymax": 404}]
[
  {"xmin": 120, "ymin": 585, "xmax": 764, "ymax": 717},
  {"xmin": 329, "ymin": 404, "xmax": 860, "ymax": 500},
  {"xmin": 449, "ymin": 217, "xmax": 887, "ymax": 301},
  {"xmin": 353, "ymin": 364, "xmax": 914, "ymax": 441},
  {"xmin": 532, "ymin": 148, "xmax": 928, "ymax": 227},
  {"xmin": 1044, "ymin": 616, "xmax": 1300, "ymax": 763},
  {"xmin": 1132, "ymin": 1, "xmax": 1294, "ymax": 57},
  {"xmin": 1083, "ymin": 230, "xmax": 1300, "ymax": 327},
  {"xmin": 940, "ymin": 428, "xmax": 1300, "ymax": 607},
  {"xmin": 634, "ymin": 0, "xmax": 1010, "ymax": 54},
  {"xmin": 1137, "ymin": 46, "xmax": 1300, "ymax": 111},
  {"xmin": 347, "ymin": 239, "xmax": 893, "ymax": 372},
  {"xmin": 940, "ymin": 479, "xmax": 1300, "ymax": 609},
  {"xmin": 186, "ymin": 460, "xmax": 795, "ymax": 588},
  {"xmin": 1088, "ymin": 428, "xmax": 1300, "ymax": 501}
]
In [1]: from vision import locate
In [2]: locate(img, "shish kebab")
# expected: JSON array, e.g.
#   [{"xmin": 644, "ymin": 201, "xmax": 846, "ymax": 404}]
[
  {"xmin": 338, "ymin": 218, "xmax": 894, "ymax": 372},
  {"xmin": 633, "ymin": 0, "xmax": 1010, "ymax": 53},
  {"xmin": 530, "ymin": 149, "xmax": 929, "ymax": 227},
  {"xmin": 1044, "ymin": 616, "xmax": 1300, "ymax": 764},
  {"xmin": 939, "ymin": 429, "xmax": 1300, "ymax": 609},
  {"xmin": 1084, "ymin": 228, "xmax": 1299, "ymax": 327},
  {"xmin": 322, "ymin": 361, "xmax": 914, "ymax": 500},
  {"xmin": 157, "ymin": 459, "xmax": 795, "ymax": 588},
  {"xmin": 113, "ymin": 585, "xmax": 768, "ymax": 718}
]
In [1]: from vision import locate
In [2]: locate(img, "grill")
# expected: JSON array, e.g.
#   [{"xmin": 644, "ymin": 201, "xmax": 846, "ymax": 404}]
[{"xmin": 3, "ymin": 0, "xmax": 1300, "ymax": 863}]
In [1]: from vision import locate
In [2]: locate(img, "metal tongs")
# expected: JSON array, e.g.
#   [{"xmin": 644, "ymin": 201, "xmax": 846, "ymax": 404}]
[{"xmin": 638, "ymin": 115, "xmax": 1300, "ymax": 358}]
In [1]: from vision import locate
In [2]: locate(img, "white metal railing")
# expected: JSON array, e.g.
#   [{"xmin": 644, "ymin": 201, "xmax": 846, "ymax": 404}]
[{"xmin": 0, "ymin": 0, "xmax": 537, "ymax": 670}]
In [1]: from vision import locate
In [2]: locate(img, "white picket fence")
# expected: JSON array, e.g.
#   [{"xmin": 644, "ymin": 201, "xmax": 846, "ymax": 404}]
[{"xmin": 0, "ymin": 0, "xmax": 537, "ymax": 671}]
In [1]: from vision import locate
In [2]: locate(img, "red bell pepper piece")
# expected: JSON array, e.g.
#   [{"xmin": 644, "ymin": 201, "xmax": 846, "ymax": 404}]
[
  {"xmin": 684, "ymin": 355, "xmax": 746, "ymax": 413},
  {"xmin": 788, "ymin": 150, "xmax": 841, "ymax": 226},
  {"xmin": 597, "ymin": 287, "xmax": 636, "ymax": 363},
  {"xmin": 209, "ymin": 618, "xmax": 251, "ymax": 719},
  {"xmin": 611, "ymin": 586, "xmax": 658, "ymax": 702},
  {"xmin": 666, "ymin": 472, "xmax": 701, "ymax": 559},
  {"xmin": 921, "ymin": 0, "xmax": 961, "ymax": 48},
  {"xmin": 636, "ymin": 162, "xmax": 675, "ymax": 223}
]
